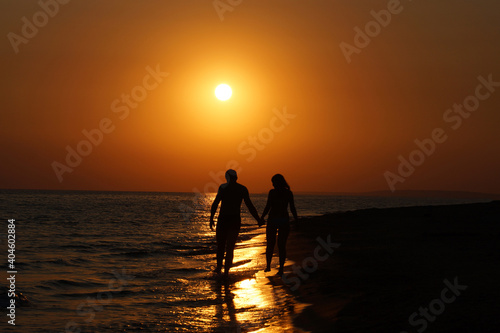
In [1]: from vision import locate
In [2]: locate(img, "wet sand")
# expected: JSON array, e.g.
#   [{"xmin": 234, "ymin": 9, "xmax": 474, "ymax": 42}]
[
  {"xmin": 282, "ymin": 201, "xmax": 500, "ymax": 332},
  {"xmin": 212, "ymin": 233, "xmax": 308, "ymax": 332}
]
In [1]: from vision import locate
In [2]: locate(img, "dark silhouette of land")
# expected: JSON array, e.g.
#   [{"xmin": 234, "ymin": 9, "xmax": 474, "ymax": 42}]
[
  {"xmin": 285, "ymin": 201, "xmax": 500, "ymax": 332},
  {"xmin": 294, "ymin": 190, "xmax": 500, "ymax": 200}
]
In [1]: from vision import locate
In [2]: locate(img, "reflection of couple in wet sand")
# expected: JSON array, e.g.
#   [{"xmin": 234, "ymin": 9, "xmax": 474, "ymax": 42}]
[{"xmin": 210, "ymin": 169, "xmax": 298, "ymax": 279}]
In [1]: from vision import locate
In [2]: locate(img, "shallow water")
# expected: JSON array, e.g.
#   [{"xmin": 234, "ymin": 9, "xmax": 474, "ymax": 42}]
[{"xmin": 0, "ymin": 190, "xmax": 485, "ymax": 332}]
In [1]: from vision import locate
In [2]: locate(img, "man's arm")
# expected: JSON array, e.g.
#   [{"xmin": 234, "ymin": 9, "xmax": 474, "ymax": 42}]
[
  {"xmin": 210, "ymin": 189, "xmax": 222, "ymax": 230},
  {"xmin": 243, "ymin": 187, "xmax": 263, "ymax": 225}
]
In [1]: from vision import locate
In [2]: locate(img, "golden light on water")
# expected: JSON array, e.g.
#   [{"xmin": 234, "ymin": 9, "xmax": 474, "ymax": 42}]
[
  {"xmin": 191, "ymin": 205, "xmax": 303, "ymax": 331},
  {"xmin": 238, "ymin": 278, "xmax": 257, "ymax": 289},
  {"xmin": 228, "ymin": 234, "xmax": 298, "ymax": 331}
]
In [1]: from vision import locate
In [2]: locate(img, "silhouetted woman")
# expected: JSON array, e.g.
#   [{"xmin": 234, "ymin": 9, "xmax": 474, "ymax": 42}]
[{"xmin": 261, "ymin": 174, "xmax": 298, "ymax": 275}]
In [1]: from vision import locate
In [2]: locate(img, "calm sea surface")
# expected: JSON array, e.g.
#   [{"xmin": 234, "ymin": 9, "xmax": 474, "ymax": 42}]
[{"xmin": 0, "ymin": 190, "xmax": 487, "ymax": 332}]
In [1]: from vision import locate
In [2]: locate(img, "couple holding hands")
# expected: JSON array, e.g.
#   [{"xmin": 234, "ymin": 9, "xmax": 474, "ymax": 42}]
[{"xmin": 210, "ymin": 169, "xmax": 298, "ymax": 278}]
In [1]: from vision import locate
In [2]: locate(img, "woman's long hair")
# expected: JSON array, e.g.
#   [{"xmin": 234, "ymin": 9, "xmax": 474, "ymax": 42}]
[{"xmin": 271, "ymin": 174, "xmax": 290, "ymax": 190}]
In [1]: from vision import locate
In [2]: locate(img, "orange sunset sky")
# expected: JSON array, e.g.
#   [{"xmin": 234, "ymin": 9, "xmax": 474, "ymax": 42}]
[{"xmin": 1, "ymin": 0, "xmax": 499, "ymax": 194}]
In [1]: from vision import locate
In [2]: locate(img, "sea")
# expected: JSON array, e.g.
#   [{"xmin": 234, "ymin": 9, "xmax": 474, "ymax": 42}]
[{"xmin": 0, "ymin": 190, "xmax": 489, "ymax": 332}]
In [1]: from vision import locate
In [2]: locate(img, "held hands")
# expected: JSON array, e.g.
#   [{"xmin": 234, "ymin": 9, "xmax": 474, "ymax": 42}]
[
  {"xmin": 258, "ymin": 217, "xmax": 265, "ymax": 227},
  {"xmin": 209, "ymin": 218, "xmax": 215, "ymax": 231}
]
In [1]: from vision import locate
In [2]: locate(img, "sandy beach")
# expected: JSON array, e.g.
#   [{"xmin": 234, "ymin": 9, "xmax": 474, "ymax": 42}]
[{"xmin": 281, "ymin": 201, "xmax": 500, "ymax": 333}]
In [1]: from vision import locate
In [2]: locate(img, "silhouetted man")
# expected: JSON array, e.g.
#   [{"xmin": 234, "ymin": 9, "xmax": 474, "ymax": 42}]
[{"xmin": 210, "ymin": 169, "xmax": 262, "ymax": 278}]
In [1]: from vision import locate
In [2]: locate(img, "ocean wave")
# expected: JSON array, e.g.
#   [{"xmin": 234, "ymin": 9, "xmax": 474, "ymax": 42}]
[
  {"xmin": 40, "ymin": 279, "xmax": 107, "ymax": 289},
  {"xmin": 53, "ymin": 289, "xmax": 135, "ymax": 299},
  {"xmin": 0, "ymin": 290, "xmax": 31, "ymax": 308},
  {"xmin": 58, "ymin": 244, "xmax": 94, "ymax": 249},
  {"xmin": 133, "ymin": 267, "xmax": 208, "ymax": 280},
  {"xmin": 117, "ymin": 248, "xmax": 176, "ymax": 258},
  {"xmin": 33, "ymin": 214, "xmax": 54, "ymax": 222},
  {"xmin": 179, "ymin": 247, "xmax": 216, "ymax": 257},
  {"xmin": 31, "ymin": 258, "xmax": 92, "ymax": 267},
  {"xmin": 100, "ymin": 243, "xmax": 216, "ymax": 258}
]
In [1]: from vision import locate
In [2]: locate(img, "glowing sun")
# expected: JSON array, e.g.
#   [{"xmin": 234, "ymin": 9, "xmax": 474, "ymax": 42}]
[{"xmin": 215, "ymin": 84, "xmax": 232, "ymax": 101}]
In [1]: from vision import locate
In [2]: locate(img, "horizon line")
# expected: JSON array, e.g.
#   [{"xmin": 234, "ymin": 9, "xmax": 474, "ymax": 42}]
[{"xmin": 1, "ymin": 188, "xmax": 499, "ymax": 198}]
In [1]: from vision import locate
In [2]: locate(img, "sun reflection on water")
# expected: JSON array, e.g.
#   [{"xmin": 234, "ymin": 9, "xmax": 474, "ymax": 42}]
[
  {"xmin": 206, "ymin": 233, "xmax": 304, "ymax": 332},
  {"xmin": 184, "ymin": 194, "xmax": 305, "ymax": 332}
]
